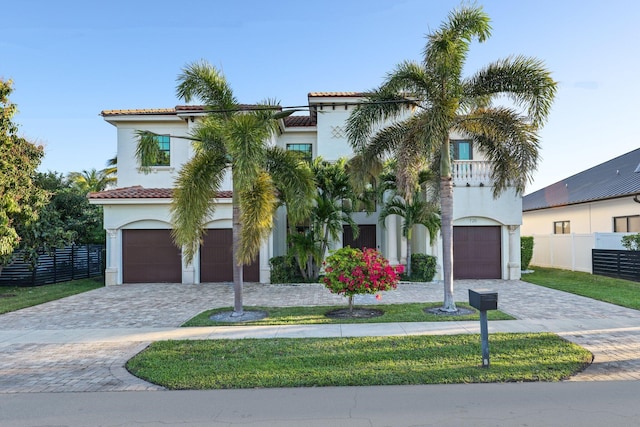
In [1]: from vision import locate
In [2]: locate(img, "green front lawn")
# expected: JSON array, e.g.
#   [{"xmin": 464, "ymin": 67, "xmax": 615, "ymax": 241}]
[
  {"xmin": 0, "ymin": 277, "xmax": 104, "ymax": 314},
  {"xmin": 521, "ymin": 267, "xmax": 640, "ymax": 310},
  {"xmin": 126, "ymin": 333, "xmax": 592, "ymax": 389},
  {"xmin": 183, "ymin": 302, "xmax": 515, "ymax": 326}
]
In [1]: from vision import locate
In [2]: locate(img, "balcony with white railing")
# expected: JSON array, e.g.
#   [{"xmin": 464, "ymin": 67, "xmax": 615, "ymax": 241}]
[{"xmin": 452, "ymin": 161, "xmax": 493, "ymax": 187}]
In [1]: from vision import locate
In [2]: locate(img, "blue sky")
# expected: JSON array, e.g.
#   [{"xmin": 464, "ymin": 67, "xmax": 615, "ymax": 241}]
[{"xmin": 3, "ymin": 0, "xmax": 639, "ymax": 194}]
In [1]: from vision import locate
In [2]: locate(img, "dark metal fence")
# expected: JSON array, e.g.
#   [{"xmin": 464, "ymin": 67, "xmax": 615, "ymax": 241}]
[
  {"xmin": 592, "ymin": 249, "xmax": 640, "ymax": 282},
  {"xmin": 0, "ymin": 245, "xmax": 105, "ymax": 287}
]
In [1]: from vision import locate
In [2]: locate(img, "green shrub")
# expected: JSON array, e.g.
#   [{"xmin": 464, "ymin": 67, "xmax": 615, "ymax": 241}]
[
  {"xmin": 269, "ymin": 256, "xmax": 304, "ymax": 284},
  {"xmin": 621, "ymin": 233, "xmax": 640, "ymax": 251},
  {"xmin": 409, "ymin": 253, "xmax": 437, "ymax": 282},
  {"xmin": 521, "ymin": 236, "xmax": 534, "ymax": 270}
]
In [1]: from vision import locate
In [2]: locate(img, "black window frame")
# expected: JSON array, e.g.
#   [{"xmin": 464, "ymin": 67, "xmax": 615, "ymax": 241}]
[
  {"xmin": 553, "ymin": 220, "xmax": 570, "ymax": 234},
  {"xmin": 614, "ymin": 215, "xmax": 640, "ymax": 232}
]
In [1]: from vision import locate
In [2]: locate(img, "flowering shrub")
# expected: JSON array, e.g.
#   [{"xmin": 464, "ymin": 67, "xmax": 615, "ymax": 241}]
[{"xmin": 322, "ymin": 247, "xmax": 404, "ymax": 312}]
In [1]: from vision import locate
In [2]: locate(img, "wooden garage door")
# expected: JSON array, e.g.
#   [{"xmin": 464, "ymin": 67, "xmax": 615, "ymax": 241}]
[
  {"xmin": 122, "ymin": 229, "xmax": 182, "ymax": 283},
  {"xmin": 453, "ymin": 226, "xmax": 501, "ymax": 279},
  {"xmin": 200, "ymin": 229, "xmax": 259, "ymax": 282},
  {"xmin": 343, "ymin": 225, "xmax": 377, "ymax": 250}
]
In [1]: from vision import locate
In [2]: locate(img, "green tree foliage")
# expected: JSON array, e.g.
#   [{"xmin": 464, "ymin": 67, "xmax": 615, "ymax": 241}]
[
  {"xmin": 67, "ymin": 168, "xmax": 116, "ymax": 193},
  {"xmin": 287, "ymin": 157, "xmax": 363, "ymax": 280},
  {"xmin": 346, "ymin": 5, "xmax": 556, "ymax": 311},
  {"xmin": 377, "ymin": 161, "xmax": 440, "ymax": 277},
  {"xmin": 0, "ymin": 79, "xmax": 48, "ymax": 267}
]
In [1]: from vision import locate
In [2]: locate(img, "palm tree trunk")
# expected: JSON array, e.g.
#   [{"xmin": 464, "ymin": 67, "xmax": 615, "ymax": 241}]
[
  {"xmin": 231, "ymin": 193, "xmax": 244, "ymax": 316},
  {"xmin": 440, "ymin": 138, "xmax": 457, "ymax": 312},
  {"xmin": 440, "ymin": 176, "xmax": 456, "ymax": 312}
]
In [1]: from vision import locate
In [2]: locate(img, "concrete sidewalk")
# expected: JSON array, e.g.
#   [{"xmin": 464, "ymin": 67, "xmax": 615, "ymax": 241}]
[{"xmin": 1, "ymin": 279, "xmax": 640, "ymax": 393}]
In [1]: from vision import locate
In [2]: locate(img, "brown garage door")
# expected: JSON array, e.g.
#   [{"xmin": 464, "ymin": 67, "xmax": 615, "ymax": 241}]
[
  {"xmin": 453, "ymin": 226, "xmax": 501, "ymax": 279},
  {"xmin": 200, "ymin": 229, "xmax": 259, "ymax": 282},
  {"xmin": 122, "ymin": 229, "xmax": 182, "ymax": 283},
  {"xmin": 343, "ymin": 225, "xmax": 377, "ymax": 250}
]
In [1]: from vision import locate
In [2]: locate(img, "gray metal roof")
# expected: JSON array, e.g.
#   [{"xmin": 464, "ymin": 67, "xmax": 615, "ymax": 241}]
[{"xmin": 523, "ymin": 148, "xmax": 640, "ymax": 211}]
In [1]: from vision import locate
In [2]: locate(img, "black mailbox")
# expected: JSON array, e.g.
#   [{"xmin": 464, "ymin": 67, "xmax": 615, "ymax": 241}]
[{"xmin": 468, "ymin": 289, "xmax": 498, "ymax": 311}]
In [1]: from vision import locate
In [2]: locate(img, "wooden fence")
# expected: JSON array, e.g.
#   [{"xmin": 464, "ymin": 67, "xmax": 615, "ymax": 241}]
[
  {"xmin": 0, "ymin": 245, "xmax": 104, "ymax": 287},
  {"xmin": 592, "ymin": 249, "xmax": 640, "ymax": 282}
]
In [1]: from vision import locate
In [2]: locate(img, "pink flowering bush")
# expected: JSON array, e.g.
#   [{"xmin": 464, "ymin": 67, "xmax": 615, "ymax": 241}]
[{"xmin": 322, "ymin": 247, "xmax": 404, "ymax": 313}]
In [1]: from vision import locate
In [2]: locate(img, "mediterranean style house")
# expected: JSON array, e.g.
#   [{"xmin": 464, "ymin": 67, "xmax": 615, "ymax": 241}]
[
  {"xmin": 90, "ymin": 92, "xmax": 524, "ymax": 285},
  {"xmin": 521, "ymin": 148, "xmax": 640, "ymax": 271}
]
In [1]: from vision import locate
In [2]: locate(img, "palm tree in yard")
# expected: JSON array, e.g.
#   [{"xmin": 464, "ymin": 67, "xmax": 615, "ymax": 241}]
[
  {"xmin": 378, "ymin": 164, "xmax": 440, "ymax": 278},
  {"xmin": 136, "ymin": 60, "xmax": 315, "ymax": 317},
  {"xmin": 346, "ymin": 5, "xmax": 556, "ymax": 312}
]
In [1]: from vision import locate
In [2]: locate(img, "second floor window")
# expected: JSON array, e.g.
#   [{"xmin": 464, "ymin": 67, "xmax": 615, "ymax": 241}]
[
  {"xmin": 451, "ymin": 140, "xmax": 472, "ymax": 160},
  {"xmin": 153, "ymin": 135, "xmax": 170, "ymax": 166},
  {"xmin": 554, "ymin": 221, "xmax": 570, "ymax": 234},
  {"xmin": 287, "ymin": 143, "xmax": 313, "ymax": 163},
  {"xmin": 614, "ymin": 215, "xmax": 640, "ymax": 232}
]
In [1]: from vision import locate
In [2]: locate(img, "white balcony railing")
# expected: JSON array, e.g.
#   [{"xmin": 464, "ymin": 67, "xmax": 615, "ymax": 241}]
[{"xmin": 452, "ymin": 161, "xmax": 492, "ymax": 186}]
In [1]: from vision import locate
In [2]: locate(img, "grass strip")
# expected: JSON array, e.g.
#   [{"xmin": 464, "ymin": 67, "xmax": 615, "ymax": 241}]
[
  {"xmin": 126, "ymin": 333, "xmax": 592, "ymax": 389},
  {"xmin": 182, "ymin": 302, "xmax": 515, "ymax": 326},
  {"xmin": 521, "ymin": 267, "xmax": 640, "ymax": 310},
  {"xmin": 0, "ymin": 277, "xmax": 104, "ymax": 314}
]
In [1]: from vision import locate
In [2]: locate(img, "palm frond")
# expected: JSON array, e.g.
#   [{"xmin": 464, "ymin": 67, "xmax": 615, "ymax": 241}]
[
  {"xmin": 425, "ymin": 5, "xmax": 491, "ymax": 83},
  {"xmin": 170, "ymin": 150, "xmax": 227, "ymax": 263},
  {"xmin": 345, "ymin": 87, "xmax": 415, "ymax": 151},
  {"xmin": 463, "ymin": 55, "xmax": 557, "ymax": 127},
  {"xmin": 226, "ymin": 113, "xmax": 270, "ymax": 190},
  {"xmin": 456, "ymin": 107, "xmax": 540, "ymax": 195},
  {"xmin": 265, "ymin": 147, "xmax": 315, "ymax": 225},
  {"xmin": 238, "ymin": 171, "xmax": 278, "ymax": 264},
  {"xmin": 134, "ymin": 130, "xmax": 163, "ymax": 172},
  {"xmin": 175, "ymin": 60, "xmax": 238, "ymax": 116}
]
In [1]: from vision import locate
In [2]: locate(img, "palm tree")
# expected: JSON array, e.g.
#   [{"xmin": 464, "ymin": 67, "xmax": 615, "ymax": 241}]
[
  {"xmin": 136, "ymin": 60, "xmax": 315, "ymax": 316},
  {"xmin": 288, "ymin": 157, "xmax": 359, "ymax": 280},
  {"xmin": 68, "ymin": 168, "xmax": 116, "ymax": 193},
  {"xmin": 378, "ymin": 164, "xmax": 440, "ymax": 277},
  {"xmin": 346, "ymin": 5, "xmax": 556, "ymax": 311}
]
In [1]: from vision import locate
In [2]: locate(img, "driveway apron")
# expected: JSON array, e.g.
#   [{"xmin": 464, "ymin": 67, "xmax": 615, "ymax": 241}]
[{"xmin": 1, "ymin": 279, "xmax": 640, "ymax": 393}]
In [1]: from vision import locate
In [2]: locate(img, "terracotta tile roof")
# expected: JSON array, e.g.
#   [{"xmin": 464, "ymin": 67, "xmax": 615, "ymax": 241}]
[
  {"xmin": 308, "ymin": 92, "xmax": 366, "ymax": 97},
  {"xmin": 88, "ymin": 186, "xmax": 233, "ymax": 200},
  {"xmin": 102, "ymin": 104, "xmax": 273, "ymax": 116},
  {"xmin": 284, "ymin": 115, "xmax": 316, "ymax": 127},
  {"xmin": 101, "ymin": 108, "xmax": 177, "ymax": 116}
]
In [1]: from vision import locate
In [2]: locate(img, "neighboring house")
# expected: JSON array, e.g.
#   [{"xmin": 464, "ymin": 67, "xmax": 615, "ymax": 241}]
[
  {"xmin": 522, "ymin": 148, "xmax": 640, "ymax": 271},
  {"xmin": 90, "ymin": 92, "xmax": 524, "ymax": 285}
]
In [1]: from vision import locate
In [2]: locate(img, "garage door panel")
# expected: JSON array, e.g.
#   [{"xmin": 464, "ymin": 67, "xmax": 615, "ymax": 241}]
[
  {"xmin": 122, "ymin": 230, "xmax": 182, "ymax": 283},
  {"xmin": 453, "ymin": 226, "xmax": 501, "ymax": 279},
  {"xmin": 200, "ymin": 230, "xmax": 259, "ymax": 282}
]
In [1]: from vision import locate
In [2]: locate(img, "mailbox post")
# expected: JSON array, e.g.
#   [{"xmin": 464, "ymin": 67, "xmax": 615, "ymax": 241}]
[{"xmin": 468, "ymin": 289, "xmax": 498, "ymax": 367}]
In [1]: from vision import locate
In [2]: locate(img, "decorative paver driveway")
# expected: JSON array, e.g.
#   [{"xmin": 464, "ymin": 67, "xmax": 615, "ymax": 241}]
[{"xmin": 1, "ymin": 280, "xmax": 640, "ymax": 392}]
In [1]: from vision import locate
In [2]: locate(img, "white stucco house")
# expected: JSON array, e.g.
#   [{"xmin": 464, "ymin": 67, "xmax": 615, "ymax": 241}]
[
  {"xmin": 521, "ymin": 148, "xmax": 640, "ymax": 271},
  {"xmin": 90, "ymin": 92, "xmax": 524, "ymax": 285}
]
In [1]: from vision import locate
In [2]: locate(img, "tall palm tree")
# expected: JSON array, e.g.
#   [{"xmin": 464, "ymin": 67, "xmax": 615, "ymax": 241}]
[
  {"xmin": 346, "ymin": 5, "xmax": 556, "ymax": 311},
  {"xmin": 136, "ymin": 60, "xmax": 315, "ymax": 316}
]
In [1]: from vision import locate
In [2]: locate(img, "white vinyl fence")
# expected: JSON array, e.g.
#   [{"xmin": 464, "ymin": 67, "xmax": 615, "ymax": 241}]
[{"xmin": 529, "ymin": 232, "xmax": 633, "ymax": 273}]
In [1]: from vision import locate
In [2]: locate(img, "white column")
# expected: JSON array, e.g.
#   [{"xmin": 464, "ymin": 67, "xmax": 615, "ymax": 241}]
[
  {"xmin": 105, "ymin": 229, "xmax": 118, "ymax": 286},
  {"xmin": 386, "ymin": 215, "xmax": 399, "ymax": 265},
  {"xmin": 182, "ymin": 245, "xmax": 195, "ymax": 285},
  {"xmin": 508, "ymin": 225, "xmax": 521, "ymax": 280},
  {"xmin": 259, "ymin": 232, "xmax": 272, "ymax": 284}
]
